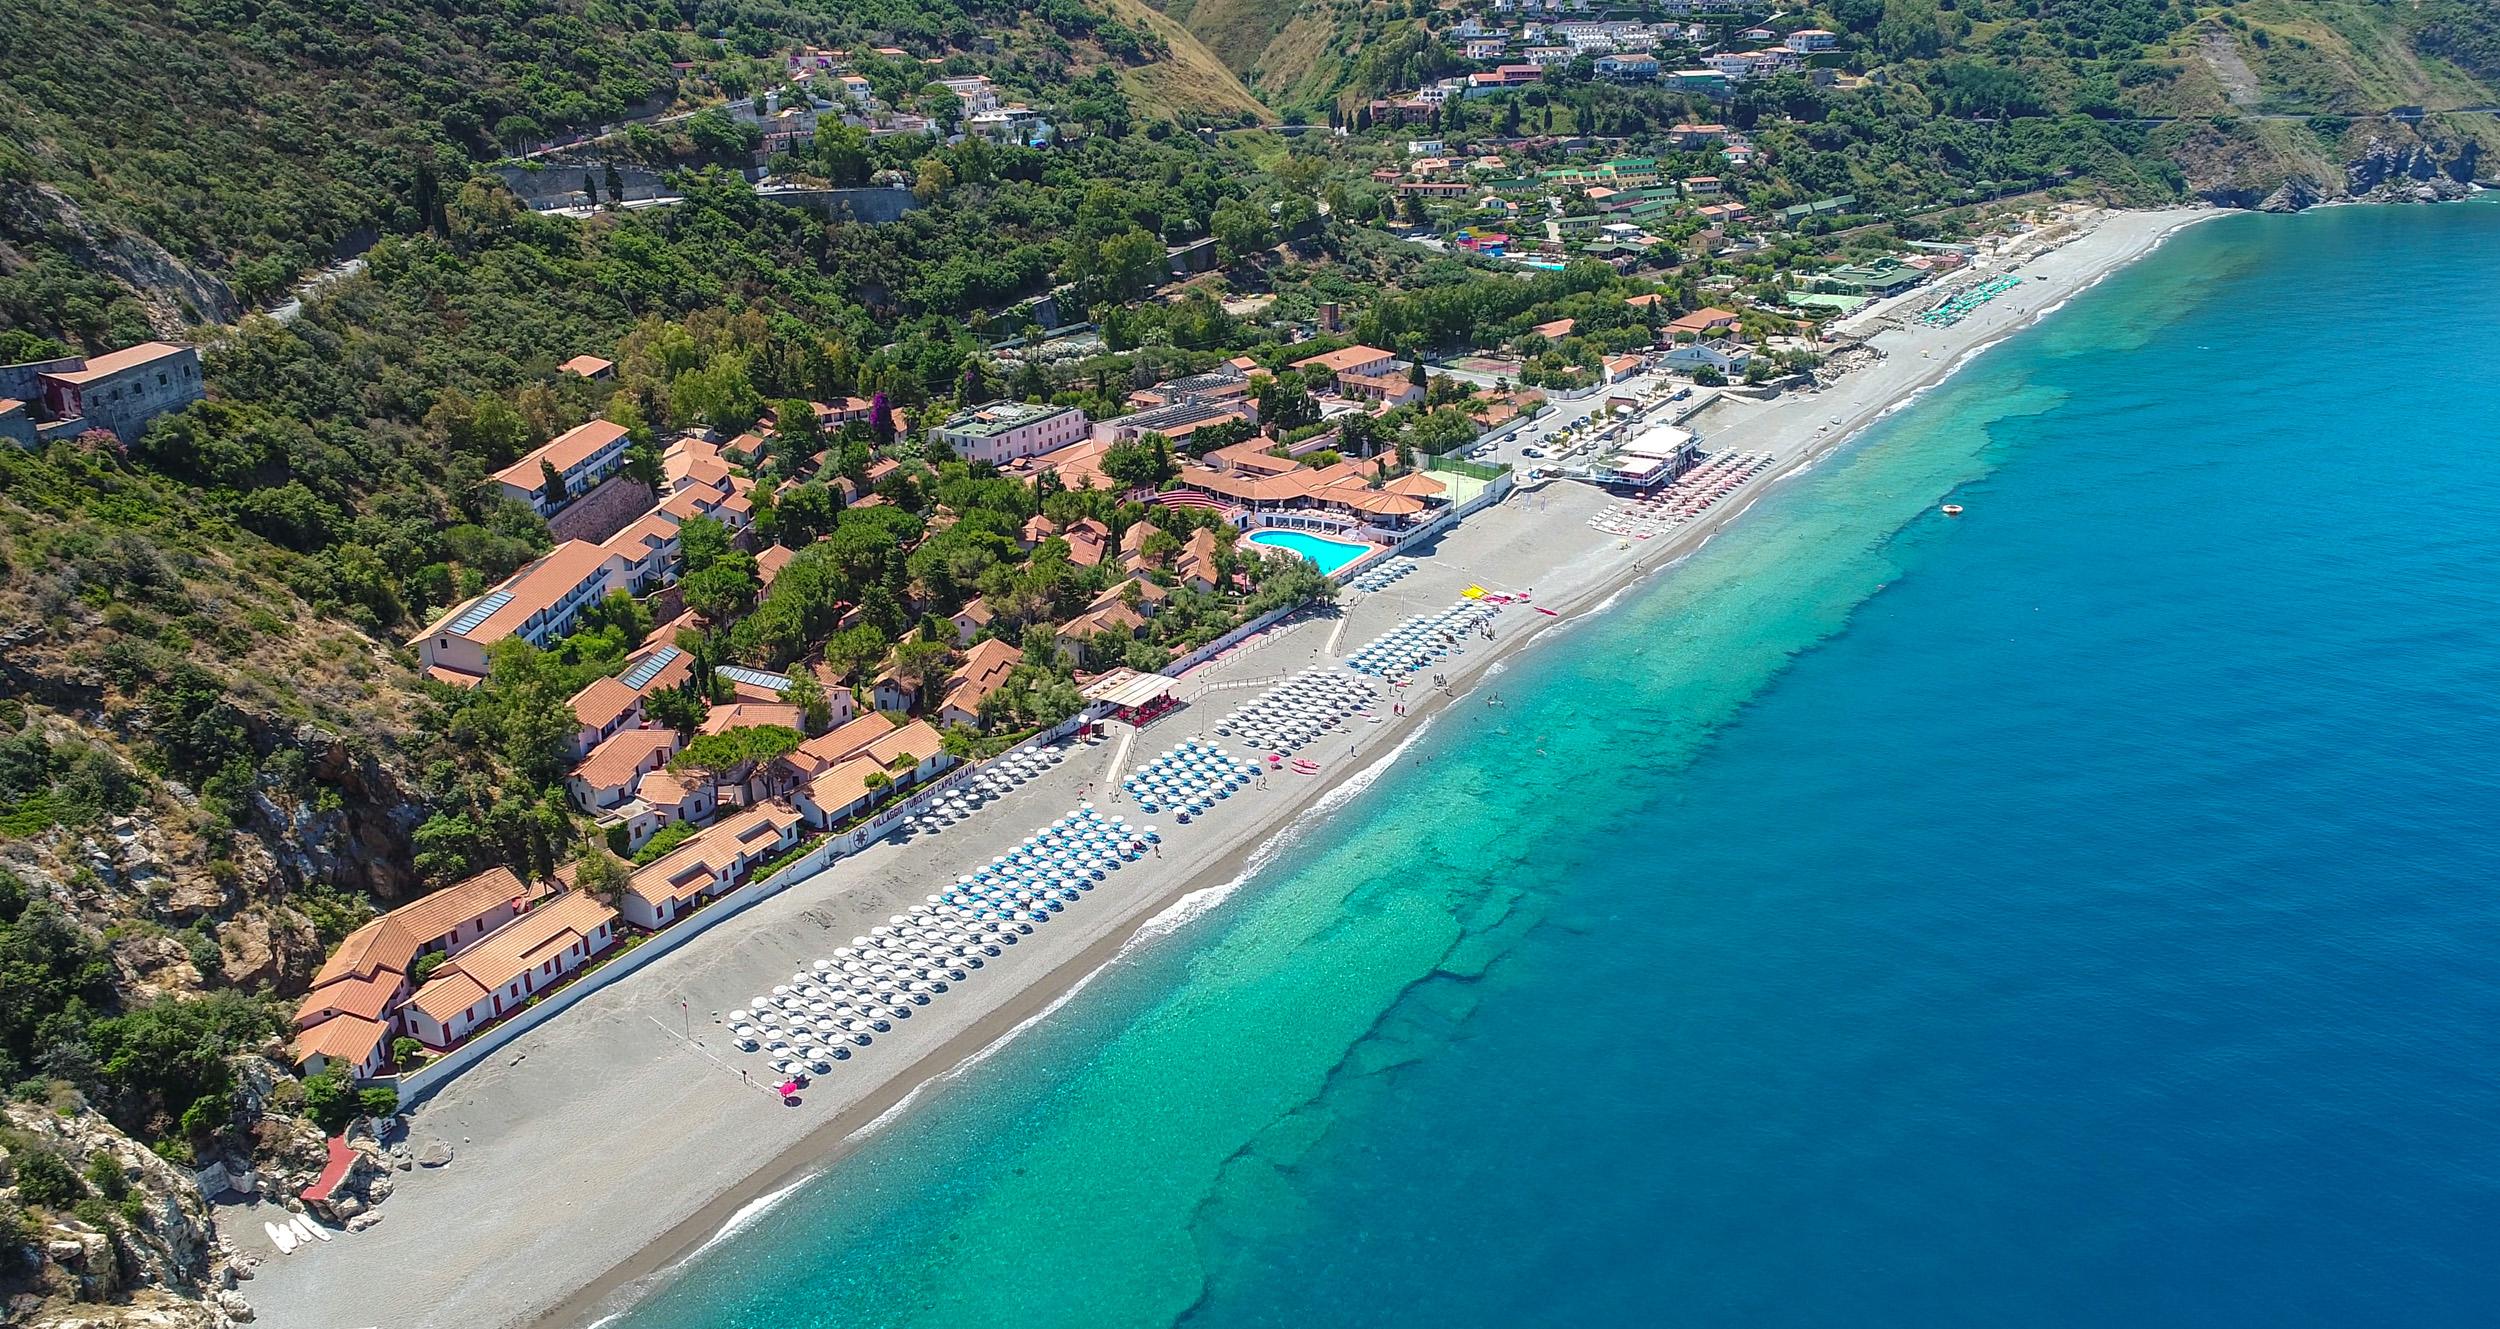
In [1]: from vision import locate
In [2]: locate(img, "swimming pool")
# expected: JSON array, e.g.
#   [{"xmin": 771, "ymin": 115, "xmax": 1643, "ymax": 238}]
[{"xmin": 1247, "ymin": 529, "xmax": 1372, "ymax": 576}]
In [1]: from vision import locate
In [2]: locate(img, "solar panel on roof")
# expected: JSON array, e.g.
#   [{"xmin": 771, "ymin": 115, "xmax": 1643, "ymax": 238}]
[
  {"xmin": 446, "ymin": 590, "xmax": 514, "ymax": 637},
  {"xmin": 619, "ymin": 645, "xmax": 683, "ymax": 690},
  {"xmin": 716, "ymin": 664, "xmax": 794, "ymax": 693}
]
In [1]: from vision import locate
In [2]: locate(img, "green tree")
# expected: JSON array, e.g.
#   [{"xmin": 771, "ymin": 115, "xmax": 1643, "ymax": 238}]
[
  {"xmin": 824, "ymin": 625, "xmax": 890, "ymax": 683},
  {"xmin": 10, "ymin": 1149, "xmax": 84, "ymax": 1208},
  {"xmin": 669, "ymin": 725, "xmax": 803, "ymax": 775},
  {"xmin": 886, "ymin": 638, "xmax": 954, "ymax": 707},
  {"xmin": 572, "ymin": 847, "xmax": 632, "ymax": 902},
  {"xmin": 779, "ymin": 667, "xmax": 832, "ymax": 732},
  {"xmin": 1098, "ymin": 228, "xmax": 1167, "ymax": 301},
  {"xmin": 1209, "ymin": 200, "xmax": 1272, "ymax": 262},
  {"xmin": 485, "ymin": 641, "xmax": 576, "ymax": 789}
]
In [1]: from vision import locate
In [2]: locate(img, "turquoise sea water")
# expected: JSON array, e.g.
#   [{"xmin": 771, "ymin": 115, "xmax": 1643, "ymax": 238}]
[
  {"xmin": 1245, "ymin": 528, "xmax": 1373, "ymax": 575},
  {"xmin": 612, "ymin": 200, "xmax": 2500, "ymax": 1329}
]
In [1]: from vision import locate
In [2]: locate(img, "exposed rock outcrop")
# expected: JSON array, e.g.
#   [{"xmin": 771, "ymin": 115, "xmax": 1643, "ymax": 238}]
[
  {"xmin": 2258, "ymin": 174, "xmax": 2329, "ymax": 212},
  {"xmin": 1, "ymin": 1104, "xmax": 243, "ymax": 1327},
  {"xmin": 0, "ymin": 185, "xmax": 241, "ymax": 334}
]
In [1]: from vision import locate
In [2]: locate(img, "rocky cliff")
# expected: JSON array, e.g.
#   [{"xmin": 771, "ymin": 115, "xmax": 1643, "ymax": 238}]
[
  {"xmin": 2187, "ymin": 122, "xmax": 2488, "ymax": 213},
  {"xmin": 1, "ymin": 1105, "xmax": 251, "ymax": 1328},
  {"xmin": 0, "ymin": 186, "xmax": 240, "ymax": 337}
]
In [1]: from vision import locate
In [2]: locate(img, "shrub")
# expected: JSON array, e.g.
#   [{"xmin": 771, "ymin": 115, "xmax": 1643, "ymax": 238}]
[
  {"xmin": 10, "ymin": 1148, "xmax": 85, "ymax": 1207},
  {"xmin": 299, "ymin": 1068, "xmax": 355, "ymax": 1134},
  {"xmin": 82, "ymin": 1154, "xmax": 128, "ymax": 1201}
]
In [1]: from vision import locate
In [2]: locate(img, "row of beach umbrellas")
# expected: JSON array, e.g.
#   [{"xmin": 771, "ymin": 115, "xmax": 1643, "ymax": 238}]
[
  {"xmin": 903, "ymin": 742, "xmax": 1066, "ymax": 836},
  {"xmin": 1122, "ymin": 738, "xmax": 1259, "ymax": 818},
  {"xmin": 1346, "ymin": 557, "xmax": 1418, "ymax": 594},
  {"xmin": 1213, "ymin": 669, "xmax": 1376, "ymax": 754},
  {"xmin": 1347, "ymin": 602, "xmax": 1499, "ymax": 677},
  {"xmin": 729, "ymin": 803, "xmax": 1158, "ymax": 1082}
]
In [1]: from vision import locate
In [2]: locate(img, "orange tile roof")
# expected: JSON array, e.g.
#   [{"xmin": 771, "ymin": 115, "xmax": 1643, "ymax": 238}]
[
  {"xmin": 559, "ymin": 355, "xmax": 613, "ymax": 376},
  {"xmin": 1341, "ymin": 371, "xmax": 1419, "ymax": 395},
  {"xmin": 1331, "ymin": 489, "xmax": 1427, "ymax": 516},
  {"xmin": 292, "ymin": 1013, "xmax": 388, "ymax": 1067},
  {"xmin": 802, "ymin": 755, "xmax": 890, "ymax": 816},
  {"xmin": 624, "ymin": 801, "xmax": 805, "ymax": 906},
  {"xmin": 1064, "ymin": 519, "xmax": 1109, "ymax": 567},
  {"xmin": 294, "ymin": 969, "xmax": 399, "ymax": 1025},
  {"xmin": 635, "ymin": 767, "xmax": 702, "ymax": 809},
  {"xmin": 699, "ymin": 702, "xmax": 804, "ymax": 735},
  {"xmin": 864, "ymin": 719, "xmax": 944, "ymax": 770},
  {"xmin": 492, "ymin": 419, "xmax": 630, "ymax": 490},
  {"xmin": 1292, "ymin": 345, "xmax": 1396, "ymax": 375},
  {"xmin": 1668, "ymin": 306, "xmax": 1743, "ymax": 332},
  {"xmin": 571, "ymin": 676, "xmax": 640, "ymax": 730},
  {"xmin": 418, "ymin": 540, "xmax": 620, "ymax": 647},
  {"xmin": 944, "ymin": 638, "xmax": 1023, "ymax": 716},
  {"xmin": 405, "ymin": 969, "xmax": 491, "ymax": 1024},
  {"xmin": 312, "ymin": 916, "xmax": 420, "ymax": 988},
  {"xmin": 1060, "ymin": 600, "xmax": 1147, "ymax": 640},
  {"xmin": 442, "ymin": 892, "xmax": 617, "ymax": 994},
  {"xmin": 575, "ymin": 727, "xmax": 678, "ymax": 792},
  {"xmin": 392, "ymin": 866, "xmax": 543, "ymax": 947},
  {"xmin": 619, "ymin": 642, "xmax": 694, "ymax": 694},
  {"xmin": 755, "ymin": 544, "xmax": 796, "ymax": 586},
  {"xmin": 602, "ymin": 511, "xmax": 679, "ymax": 563},
  {"xmin": 793, "ymin": 712, "xmax": 901, "ymax": 774},
  {"xmin": 40, "ymin": 342, "xmax": 188, "ymax": 385}
]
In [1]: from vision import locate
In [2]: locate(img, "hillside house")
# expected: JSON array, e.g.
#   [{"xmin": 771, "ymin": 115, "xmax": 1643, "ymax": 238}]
[
  {"xmin": 491, "ymin": 419, "xmax": 632, "ymax": 516},
  {"xmin": 0, "ymin": 342, "xmax": 203, "ymax": 446}
]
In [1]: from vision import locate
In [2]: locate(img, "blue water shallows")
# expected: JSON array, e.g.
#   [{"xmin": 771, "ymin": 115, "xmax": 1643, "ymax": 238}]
[
  {"xmin": 1246, "ymin": 528, "xmax": 1373, "ymax": 575},
  {"xmin": 614, "ymin": 201, "xmax": 2500, "ymax": 1329}
]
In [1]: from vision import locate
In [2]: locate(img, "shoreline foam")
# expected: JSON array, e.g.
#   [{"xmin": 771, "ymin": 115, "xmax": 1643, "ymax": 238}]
[{"xmin": 234, "ymin": 206, "xmax": 2216, "ymax": 1329}]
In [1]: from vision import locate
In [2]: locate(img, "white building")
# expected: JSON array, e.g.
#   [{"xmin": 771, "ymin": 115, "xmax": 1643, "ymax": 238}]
[
  {"xmin": 490, "ymin": 420, "xmax": 632, "ymax": 516},
  {"xmin": 930, "ymin": 401, "xmax": 1091, "ymax": 465}
]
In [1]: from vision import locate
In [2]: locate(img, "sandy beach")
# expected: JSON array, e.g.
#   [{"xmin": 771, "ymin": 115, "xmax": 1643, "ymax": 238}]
[{"xmin": 233, "ymin": 205, "xmax": 2214, "ymax": 1329}]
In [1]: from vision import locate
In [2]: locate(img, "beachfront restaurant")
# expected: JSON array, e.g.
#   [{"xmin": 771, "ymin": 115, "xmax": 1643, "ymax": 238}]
[
  {"xmin": 1601, "ymin": 425, "xmax": 1699, "ymax": 489},
  {"xmin": 1171, "ymin": 459, "xmax": 1447, "ymax": 544},
  {"xmin": 1082, "ymin": 668, "xmax": 1183, "ymax": 726}
]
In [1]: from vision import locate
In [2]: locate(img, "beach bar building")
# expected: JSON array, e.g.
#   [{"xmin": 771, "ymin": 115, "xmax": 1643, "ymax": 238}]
[{"xmin": 1600, "ymin": 424, "xmax": 1699, "ymax": 489}]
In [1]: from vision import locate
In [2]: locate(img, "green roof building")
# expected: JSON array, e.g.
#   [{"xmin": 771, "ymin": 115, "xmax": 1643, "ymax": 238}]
[{"xmin": 1822, "ymin": 257, "xmax": 1926, "ymax": 295}]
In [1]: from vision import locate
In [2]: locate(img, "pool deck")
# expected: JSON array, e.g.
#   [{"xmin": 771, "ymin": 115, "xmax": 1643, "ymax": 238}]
[{"xmin": 1245, "ymin": 528, "xmax": 1377, "ymax": 576}]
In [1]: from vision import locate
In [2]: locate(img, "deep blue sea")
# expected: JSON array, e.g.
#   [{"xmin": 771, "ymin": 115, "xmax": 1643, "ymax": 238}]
[{"xmin": 612, "ymin": 200, "xmax": 2500, "ymax": 1329}]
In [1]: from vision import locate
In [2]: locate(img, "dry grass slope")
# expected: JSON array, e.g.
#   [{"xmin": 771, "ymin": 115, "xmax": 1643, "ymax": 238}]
[{"xmin": 1096, "ymin": 0, "xmax": 1276, "ymax": 122}]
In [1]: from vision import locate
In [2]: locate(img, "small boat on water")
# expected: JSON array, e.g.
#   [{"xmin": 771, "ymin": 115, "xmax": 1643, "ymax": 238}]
[
  {"xmin": 266, "ymin": 1221, "xmax": 298, "ymax": 1254},
  {"xmin": 1941, "ymin": 504, "xmax": 1964, "ymax": 516}
]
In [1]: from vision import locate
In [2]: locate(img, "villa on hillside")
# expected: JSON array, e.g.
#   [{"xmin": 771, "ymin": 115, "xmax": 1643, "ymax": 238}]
[
  {"xmin": 0, "ymin": 341, "xmax": 203, "ymax": 446},
  {"xmin": 930, "ymin": 400, "xmax": 1089, "ymax": 465},
  {"xmin": 491, "ymin": 420, "xmax": 632, "ymax": 516}
]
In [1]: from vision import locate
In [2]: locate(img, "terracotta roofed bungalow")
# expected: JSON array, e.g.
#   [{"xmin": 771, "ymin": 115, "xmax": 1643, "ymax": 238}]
[
  {"xmin": 398, "ymin": 892, "xmax": 619, "ymax": 1048},
  {"xmin": 940, "ymin": 638, "xmax": 1024, "ymax": 728},
  {"xmin": 292, "ymin": 1013, "xmax": 390, "ymax": 1080}
]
